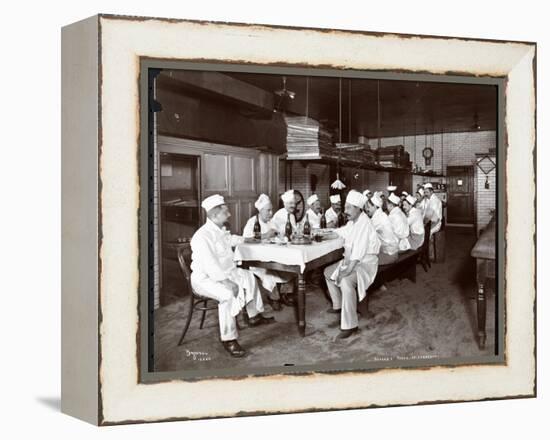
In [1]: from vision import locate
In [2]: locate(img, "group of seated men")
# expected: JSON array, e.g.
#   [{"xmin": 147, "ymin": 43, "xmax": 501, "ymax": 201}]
[{"xmin": 189, "ymin": 183, "xmax": 442, "ymax": 357}]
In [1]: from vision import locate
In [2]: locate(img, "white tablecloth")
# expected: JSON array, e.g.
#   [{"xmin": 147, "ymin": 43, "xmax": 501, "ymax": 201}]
[{"xmin": 234, "ymin": 238, "xmax": 344, "ymax": 273}]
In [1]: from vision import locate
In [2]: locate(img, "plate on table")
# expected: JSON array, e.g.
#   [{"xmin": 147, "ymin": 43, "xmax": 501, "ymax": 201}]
[{"xmin": 291, "ymin": 235, "xmax": 312, "ymax": 245}]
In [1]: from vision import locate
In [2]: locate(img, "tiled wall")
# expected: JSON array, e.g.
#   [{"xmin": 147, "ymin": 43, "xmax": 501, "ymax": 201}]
[
  {"xmin": 279, "ymin": 162, "xmax": 390, "ymax": 207},
  {"xmin": 475, "ymin": 155, "xmax": 497, "ymax": 234},
  {"xmin": 367, "ymin": 130, "xmax": 496, "ymax": 173},
  {"xmin": 279, "ymin": 162, "xmax": 332, "ymax": 207}
]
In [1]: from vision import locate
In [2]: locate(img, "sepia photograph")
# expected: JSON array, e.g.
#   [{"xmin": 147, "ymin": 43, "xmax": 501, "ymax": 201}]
[{"xmin": 147, "ymin": 66, "xmax": 502, "ymax": 375}]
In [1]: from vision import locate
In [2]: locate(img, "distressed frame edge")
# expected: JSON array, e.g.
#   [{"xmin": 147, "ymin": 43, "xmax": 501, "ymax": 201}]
[{"xmin": 94, "ymin": 15, "xmax": 536, "ymax": 425}]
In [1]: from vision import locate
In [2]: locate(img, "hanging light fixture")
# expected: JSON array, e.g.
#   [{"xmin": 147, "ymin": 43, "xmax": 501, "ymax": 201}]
[{"xmin": 331, "ymin": 77, "xmax": 346, "ymax": 190}]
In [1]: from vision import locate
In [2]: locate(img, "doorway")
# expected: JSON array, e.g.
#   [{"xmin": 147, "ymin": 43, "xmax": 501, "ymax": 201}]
[{"xmin": 446, "ymin": 165, "xmax": 474, "ymax": 226}]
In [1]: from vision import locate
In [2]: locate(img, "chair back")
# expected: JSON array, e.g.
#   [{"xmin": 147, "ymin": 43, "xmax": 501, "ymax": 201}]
[{"xmin": 177, "ymin": 247, "xmax": 193, "ymax": 292}]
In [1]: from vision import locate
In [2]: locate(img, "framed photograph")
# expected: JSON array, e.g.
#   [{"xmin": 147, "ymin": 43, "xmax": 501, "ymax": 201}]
[{"xmin": 61, "ymin": 14, "xmax": 536, "ymax": 425}]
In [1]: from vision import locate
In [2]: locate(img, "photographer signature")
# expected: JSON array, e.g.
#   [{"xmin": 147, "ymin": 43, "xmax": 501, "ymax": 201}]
[{"xmin": 185, "ymin": 350, "xmax": 211, "ymax": 361}]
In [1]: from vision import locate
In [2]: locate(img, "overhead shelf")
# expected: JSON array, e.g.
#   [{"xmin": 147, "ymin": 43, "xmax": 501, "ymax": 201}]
[{"xmin": 283, "ymin": 154, "xmax": 413, "ymax": 174}]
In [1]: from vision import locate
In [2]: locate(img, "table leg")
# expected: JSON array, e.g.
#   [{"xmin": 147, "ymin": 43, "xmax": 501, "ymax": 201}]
[
  {"xmin": 477, "ymin": 281, "xmax": 487, "ymax": 350},
  {"xmin": 297, "ymin": 274, "xmax": 306, "ymax": 337}
]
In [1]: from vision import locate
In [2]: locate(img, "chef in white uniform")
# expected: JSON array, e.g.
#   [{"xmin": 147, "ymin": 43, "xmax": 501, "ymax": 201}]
[
  {"xmin": 190, "ymin": 194, "xmax": 274, "ymax": 357},
  {"xmin": 323, "ymin": 190, "xmax": 381, "ymax": 339},
  {"xmin": 304, "ymin": 194, "xmax": 322, "ymax": 229},
  {"xmin": 325, "ymin": 194, "xmax": 342, "ymax": 228},
  {"xmin": 423, "ymin": 183, "xmax": 443, "ymax": 234},
  {"xmin": 242, "ymin": 194, "xmax": 294, "ymax": 310},
  {"xmin": 364, "ymin": 193, "xmax": 399, "ymax": 265},
  {"xmin": 402, "ymin": 194, "xmax": 425, "ymax": 250},
  {"xmin": 271, "ymin": 189, "xmax": 297, "ymax": 236},
  {"xmin": 416, "ymin": 187, "xmax": 427, "ymax": 217},
  {"xmin": 363, "ymin": 189, "xmax": 372, "ymax": 200},
  {"xmin": 386, "ymin": 193, "xmax": 411, "ymax": 252}
]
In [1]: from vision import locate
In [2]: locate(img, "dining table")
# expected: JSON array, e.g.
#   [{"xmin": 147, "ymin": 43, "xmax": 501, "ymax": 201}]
[{"xmin": 234, "ymin": 236, "xmax": 344, "ymax": 336}]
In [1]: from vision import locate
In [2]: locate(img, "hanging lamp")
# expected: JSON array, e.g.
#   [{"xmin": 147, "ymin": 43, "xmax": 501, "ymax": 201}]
[{"xmin": 331, "ymin": 77, "xmax": 346, "ymax": 190}]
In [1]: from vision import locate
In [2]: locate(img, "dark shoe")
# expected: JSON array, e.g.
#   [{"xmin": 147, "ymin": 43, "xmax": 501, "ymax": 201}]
[
  {"xmin": 336, "ymin": 327, "xmax": 359, "ymax": 339},
  {"xmin": 267, "ymin": 296, "xmax": 282, "ymax": 311},
  {"xmin": 222, "ymin": 340, "xmax": 247, "ymax": 357},
  {"xmin": 326, "ymin": 307, "xmax": 341, "ymax": 314},
  {"xmin": 248, "ymin": 313, "xmax": 276, "ymax": 327},
  {"xmin": 280, "ymin": 293, "xmax": 296, "ymax": 307}
]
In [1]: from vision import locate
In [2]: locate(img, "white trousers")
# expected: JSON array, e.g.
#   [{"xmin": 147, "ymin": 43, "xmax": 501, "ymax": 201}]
[
  {"xmin": 324, "ymin": 261, "xmax": 359, "ymax": 330},
  {"xmin": 249, "ymin": 267, "xmax": 293, "ymax": 299},
  {"xmin": 191, "ymin": 268, "xmax": 264, "ymax": 341}
]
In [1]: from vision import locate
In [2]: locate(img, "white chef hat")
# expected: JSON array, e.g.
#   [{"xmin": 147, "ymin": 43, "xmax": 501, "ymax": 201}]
[
  {"xmin": 281, "ymin": 189, "xmax": 295, "ymax": 203},
  {"xmin": 401, "ymin": 191, "xmax": 409, "ymax": 196},
  {"xmin": 387, "ymin": 185, "xmax": 397, "ymax": 192},
  {"xmin": 423, "ymin": 182, "xmax": 433, "ymax": 189},
  {"xmin": 388, "ymin": 193, "xmax": 401, "ymax": 206},
  {"xmin": 201, "ymin": 194, "xmax": 225, "ymax": 212},
  {"xmin": 307, "ymin": 194, "xmax": 319, "ymax": 206},
  {"xmin": 370, "ymin": 193, "xmax": 383, "ymax": 208},
  {"xmin": 330, "ymin": 194, "xmax": 341, "ymax": 204},
  {"xmin": 405, "ymin": 195, "xmax": 417, "ymax": 206},
  {"xmin": 346, "ymin": 190, "xmax": 367, "ymax": 209},
  {"xmin": 417, "ymin": 187, "xmax": 425, "ymax": 196},
  {"xmin": 254, "ymin": 193, "xmax": 271, "ymax": 211},
  {"xmin": 363, "ymin": 189, "xmax": 372, "ymax": 197}
]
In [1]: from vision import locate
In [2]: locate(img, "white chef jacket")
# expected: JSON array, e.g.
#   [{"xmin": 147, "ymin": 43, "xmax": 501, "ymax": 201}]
[
  {"xmin": 371, "ymin": 208, "xmax": 399, "ymax": 256},
  {"xmin": 388, "ymin": 206, "xmax": 411, "ymax": 251},
  {"xmin": 271, "ymin": 207, "xmax": 297, "ymax": 236},
  {"xmin": 407, "ymin": 206, "xmax": 425, "ymax": 250},
  {"xmin": 424, "ymin": 194, "xmax": 443, "ymax": 234},
  {"xmin": 242, "ymin": 215, "xmax": 290, "ymax": 292},
  {"xmin": 190, "ymin": 219, "xmax": 259, "ymax": 316},
  {"xmin": 305, "ymin": 208, "xmax": 322, "ymax": 229},
  {"xmin": 325, "ymin": 207, "xmax": 339, "ymax": 227},
  {"xmin": 242, "ymin": 215, "xmax": 276, "ymax": 238},
  {"xmin": 417, "ymin": 198, "xmax": 427, "ymax": 218},
  {"xmin": 327, "ymin": 212, "xmax": 380, "ymax": 303}
]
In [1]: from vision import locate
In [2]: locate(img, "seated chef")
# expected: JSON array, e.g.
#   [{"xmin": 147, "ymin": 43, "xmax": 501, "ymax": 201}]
[
  {"xmin": 325, "ymin": 194, "xmax": 342, "ymax": 228},
  {"xmin": 271, "ymin": 189, "xmax": 297, "ymax": 236},
  {"xmin": 305, "ymin": 194, "xmax": 322, "ymax": 229},
  {"xmin": 242, "ymin": 194, "xmax": 295, "ymax": 310},
  {"xmin": 423, "ymin": 183, "xmax": 443, "ymax": 235},
  {"xmin": 386, "ymin": 193, "xmax": 411, "ymax": 252},
  {"xmin": 402, "ymin": 194, "xmax": 425, "ymax": 250},
  {"xmin": 415, "ymin": 187, "xmax": 427, "ymax": 217},
  {"xmin": 190, "ymin": 194, "xmax": 274, "ymax": 358},
  {"xmin": 364, "ymin": 192, "xmax": 399, "ymax": 264},
  {"xmin": 323, "ymin": 190, "xmax": 381, "ymax": 339}
]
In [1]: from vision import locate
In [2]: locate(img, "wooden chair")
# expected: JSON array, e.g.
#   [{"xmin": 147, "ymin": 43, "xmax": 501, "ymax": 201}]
[{"xmin": 176, "ymin": 248, "xmax": 247, "ymax": 346}]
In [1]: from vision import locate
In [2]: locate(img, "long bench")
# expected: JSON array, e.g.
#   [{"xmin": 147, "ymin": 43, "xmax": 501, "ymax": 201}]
[{"xmin": 365, "ymin": 221, "xmax": 432, "ymax": 305}]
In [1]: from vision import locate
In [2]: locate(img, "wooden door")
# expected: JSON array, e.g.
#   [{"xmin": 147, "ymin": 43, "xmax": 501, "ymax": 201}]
[{"xmin": 447, "ymin": 166, "xmax": 474, "ymax": 224}]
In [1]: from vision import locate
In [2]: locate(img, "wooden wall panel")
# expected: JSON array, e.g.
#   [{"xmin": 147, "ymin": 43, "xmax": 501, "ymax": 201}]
[{"xmin": 203, "ymin": 153, "xmax": 229, "ymax": 194}]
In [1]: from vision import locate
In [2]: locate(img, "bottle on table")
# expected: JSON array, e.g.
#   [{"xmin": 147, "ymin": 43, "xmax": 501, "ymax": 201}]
[
  {"xmin": 337, "ymin": 211, "xmax": 346, "ymax": 227},
  {"xmin": 253, "ymin": 214, "xmax": 261, "ymax": 240},
  {"xmin": 285, "ymin": 213, "xmax": 293, "ymax": 240},
  {"xmin": 303, "ymin": 213, "xmax": 311, "ymax": 237},
  {"xmin": 320, "ymin": 209, "xmax": 327, "ymax": 229}
]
